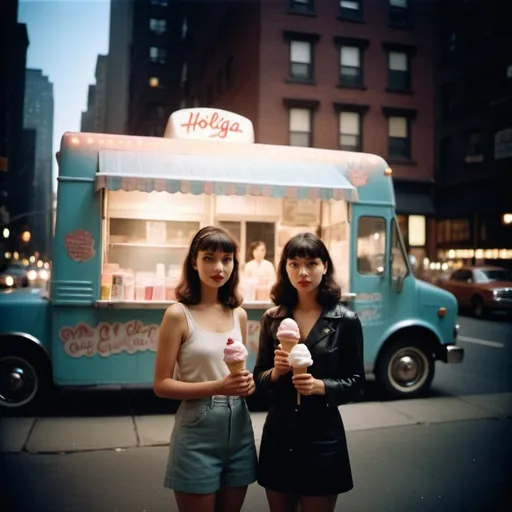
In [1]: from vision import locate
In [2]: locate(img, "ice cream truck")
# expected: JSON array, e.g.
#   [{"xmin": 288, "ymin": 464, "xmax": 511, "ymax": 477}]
[{"xmin": 0, "ymin": 108, "xmax": 464, "ymax": 412}]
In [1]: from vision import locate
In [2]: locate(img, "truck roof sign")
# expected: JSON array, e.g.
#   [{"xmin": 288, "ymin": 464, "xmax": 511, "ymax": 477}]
[{"xmin": 164, "ymin": 108, "xmax": 255, "ymax": 143}]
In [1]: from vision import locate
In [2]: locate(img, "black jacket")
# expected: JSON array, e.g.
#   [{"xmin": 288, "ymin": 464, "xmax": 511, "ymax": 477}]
[
  {"xmin": 254, "ymin": 301, "xmax": 366, "ymax": 407},
  {"xmin": 254, "ymin": 301, "xmax": 366, "ymax": 495}
]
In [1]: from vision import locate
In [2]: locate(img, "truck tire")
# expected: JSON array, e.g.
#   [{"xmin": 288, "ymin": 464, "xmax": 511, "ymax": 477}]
[
  {"xmin": 375, "ymin": 337, "xmax": 435, "ymax": 399},
  {"xmin": 0, "ymin": 343, "xmax": 52, "ymax": 414}
]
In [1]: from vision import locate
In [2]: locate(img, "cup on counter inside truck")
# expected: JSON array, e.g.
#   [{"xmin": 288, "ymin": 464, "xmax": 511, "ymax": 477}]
[{"xmin": 0, "ymin": 108, "xmax": 464, "ymax": 412}]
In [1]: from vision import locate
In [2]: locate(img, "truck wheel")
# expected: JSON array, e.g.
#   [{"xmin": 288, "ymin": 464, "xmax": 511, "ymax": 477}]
[
  {"xmin": 376, "ymin": 338, "xmax": 435, "ymax": 399},
  {"xmin": 0, "ymin": 345, "xmax": 51, "ymax": 413}
]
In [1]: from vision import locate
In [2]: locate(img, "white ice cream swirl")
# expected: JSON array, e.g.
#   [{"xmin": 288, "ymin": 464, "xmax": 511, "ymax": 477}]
[{"xmin": 287, "ymin": 344, "xmax": 313, "ymax": 368}]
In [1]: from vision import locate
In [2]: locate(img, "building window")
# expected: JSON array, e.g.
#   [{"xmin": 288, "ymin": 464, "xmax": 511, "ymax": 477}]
[
  {"xmin": 388, "ymin": 51, "xmax": 410, "ymax": 91},
  {"xmin": 334, "ymin": 102, "xmax": 368, "ymax": 151},
  {"xmin": 149, "ymin": 77, "xmax": 161, "ymax": 88},
  {"xmin": 334, "ymin": 37, "xmax": 369, "ymax": 89},
  {"xmin": 389, "ymin": 0, "xmax": 410, "ymax": 27},
  {"xmin": 289, "ymin": 108, "xmax": 312, "ymax": 147},
  {"xmin": 383, "ymin": 42, "xmax": 415, "ymax": 92},
  {"xmin": 150, "ymin": 18, "xmax": 167, "ymax": 35},
  {"xmin": 408, "ymin": 215, "xmax": 426, "ymax": 247},
  {"xmin": 465, "ymin": 131, "xmax": 484, "ymax": 163},
  {"xmin": 290, "ymin": 40, "xmax": 312, "ymax": 81},
  {"xmin": 283, "ymin": 31, "xmax": 319, "ymax": 82},
  {"xmin": 151, "ymin": 0, "xmax": 168, "ymax": 6},
  {"xmin": 388, "ymin": 116, "xmax": 410, "ymax": 159},
  {"xmin": 339, "ymin": 112, "xmax": 361, "ymax": 152},
  {"xmin": 340, "ymin": 46, "xmax": 362, "ymax": 88},
  {"xmin": 339, "ymin": 0, "xmax": 363, "ymax": 21},
  {"xmin": 149, "ymin": 47, "xmax": 166, "ymax": 64},
  {"xmin": 289, "ymin": 0, "xmax": 315, "ymax": 14}
]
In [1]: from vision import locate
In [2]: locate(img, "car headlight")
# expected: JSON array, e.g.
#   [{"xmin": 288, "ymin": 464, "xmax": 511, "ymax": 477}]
[
  {"xmin": 5, "ymin": 275, "xmax": 14, "ymax": 287},
  {"xmin": 27, "ymin": 270, "xmax": 38, "ymax": 281}
]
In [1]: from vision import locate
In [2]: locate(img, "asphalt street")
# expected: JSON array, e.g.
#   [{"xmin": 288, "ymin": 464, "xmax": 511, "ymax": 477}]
[
  {"xmin": 1, "ymin": 418, "xmax": 511, "ymax": 512},
  {"xmin": 432, "ymin": 313, "xmax": 512, "ymax": 397},
  {"xmin": 1, "ymin": 313, "xmax": 511, "ymax": 512}
]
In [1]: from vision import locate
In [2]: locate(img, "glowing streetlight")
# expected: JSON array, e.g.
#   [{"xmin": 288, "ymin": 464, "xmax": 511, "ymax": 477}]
[
  {"xmin": 2, "ymin": 228, "xmax": 9, "ymax": 239},
  {"xmin": 21, "ymin": 230, "xmax": 31, "ymax": 243}
]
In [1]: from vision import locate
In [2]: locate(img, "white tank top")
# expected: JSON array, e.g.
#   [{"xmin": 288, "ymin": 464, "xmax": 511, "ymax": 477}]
[{"xmin": 174, "ymin": 303, "xmax": 242, "ymax": 383}]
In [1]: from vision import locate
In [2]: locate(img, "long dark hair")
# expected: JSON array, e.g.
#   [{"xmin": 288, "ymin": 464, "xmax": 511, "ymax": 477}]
[
  {"xmin": 176, "ymin": 226, "xmax": 242, "ymax": 308},
  {"xmin": 271, "ymin": 232, "xmax": 341, "ymax": 309}
]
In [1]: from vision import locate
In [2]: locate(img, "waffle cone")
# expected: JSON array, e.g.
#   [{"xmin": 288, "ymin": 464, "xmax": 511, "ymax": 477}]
[
  {"xmin": 293, "ymin": 365, "xmax": 309, "ymax": 376},
  {"xmin": 279, "ymin": 337, "xmax": 299, "ymax": 353},
  {"xmin": 293, "ymin": 365, "xmax": 309, "ymax": 405},
  {"xmin": 226, "ymin": 360, "xmax": 246, "ymax": 374}
]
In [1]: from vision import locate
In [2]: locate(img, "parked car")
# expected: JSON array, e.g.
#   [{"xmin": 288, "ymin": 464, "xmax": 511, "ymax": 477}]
[
  {"xmin": 0, "ymin": 262, "xmax": 29, "ymax": 289},
  {"xmin": 438, "ymin": 265, "xmax": 512, "ymax": 318}
]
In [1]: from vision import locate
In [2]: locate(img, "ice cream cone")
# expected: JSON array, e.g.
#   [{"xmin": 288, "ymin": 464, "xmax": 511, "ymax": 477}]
[
  {"xmin": 279, "ymin": 337, "xmax": 298, "ymax": 353},
  {"xmin": 293, "ymin": 366, "xmax": 309, "ymax": 404},
  {"xmin": 226, "ymin": 360, "xmax": 246, "ymax": 374}
]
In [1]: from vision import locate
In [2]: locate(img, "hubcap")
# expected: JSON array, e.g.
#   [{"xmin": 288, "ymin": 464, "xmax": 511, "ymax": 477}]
[
  {"xmin": 388, "ymin": 347, "xmax": 429, "ymax": 392},
  {"xmin": 0, "ymin": 356, "xmax": 38, "ymax": 407}
]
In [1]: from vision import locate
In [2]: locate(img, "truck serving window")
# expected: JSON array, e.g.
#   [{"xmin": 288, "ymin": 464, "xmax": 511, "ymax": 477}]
[{"xmin": 357, "ymin": 216, "xmax": 386, "ymax": 275}]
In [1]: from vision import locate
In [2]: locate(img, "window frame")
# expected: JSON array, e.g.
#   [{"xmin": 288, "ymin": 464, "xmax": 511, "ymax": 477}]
[
  {"xmin": 333, "ymin": 102, "xmax": 369, "ymax": 152},
  {"xmin": 382, "ymin": 106, "xmax": 416, "ymax": 161},
  {"xmin": 338, "ymin": 0, "xmax": 363, "ymax": 21},
  {"xmin": 283, "ymin": 98, "xmax": 319, "ymax": 147},
  {"xmin": 149, "ymin": 46, "xmax": 166, "ymax": 64},
  {"xmin": 334, "ymin": 36, "xmax": 370, "ymax": 89},
  {"xmin": 289, "ymin": 0, "xmax": 316, "ymax": 15},
  {"xmin": 288, "ymin": 107, "xmax": 313, "ymax": 147},
  {"xmin": 382, "ymin": 42, "xmax": 416, "ymax": 93},
  {"xmin": 283, "ymin": 31, "xmax": 320, "ymax": 84},
  {"xmin": 289, "ymin": 40, "xmax": 313, "ymax": 81},
  {"xmin": 388, "ymin": 0, "xmax": 411, "ymax": 28},
  {"xmin": 149, "ymin": 18, "xmax": 167, "ymax": 36}
]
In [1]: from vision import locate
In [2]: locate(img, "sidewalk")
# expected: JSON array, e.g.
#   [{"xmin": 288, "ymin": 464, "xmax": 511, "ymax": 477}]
[{"xmin": 1, "ymin": 392, "xmax": 511, "ymax": 455}]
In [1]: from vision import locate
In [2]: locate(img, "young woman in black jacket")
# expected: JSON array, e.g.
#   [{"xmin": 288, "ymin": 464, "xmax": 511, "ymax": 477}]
[{"xmin": 254, "ymin": 232, "xmax": 366, "ymax": 512}]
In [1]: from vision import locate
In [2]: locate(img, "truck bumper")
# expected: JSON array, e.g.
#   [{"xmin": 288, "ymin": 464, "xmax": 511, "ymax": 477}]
[{"xmin": 439, "ymin": 344, "xmax": 465, "ymax": 364}]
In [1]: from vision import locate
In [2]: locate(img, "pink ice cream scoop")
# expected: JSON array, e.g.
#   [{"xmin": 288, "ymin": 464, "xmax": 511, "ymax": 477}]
[
  {"xmin": 223, "ymin": 337, "xmax": 248, "ymax": 364},
  {"xmin": 276, "ymin": 318, "xmax": 300, "ymax": 341}
]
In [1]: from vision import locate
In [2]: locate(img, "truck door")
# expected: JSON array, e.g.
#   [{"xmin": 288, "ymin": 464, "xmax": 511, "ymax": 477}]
[{"xmin": 350, "ymin": 206, "xmax": 390, "ymax": 364}]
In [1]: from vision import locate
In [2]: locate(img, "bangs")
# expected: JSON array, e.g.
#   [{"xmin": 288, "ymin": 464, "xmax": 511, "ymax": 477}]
[
  {"xmin": 196, "ymin": 230, "xmax": 237, "ymax": 255},
  {"xmin": 285, "ymin": 234, "xmax": 326, "ymax": 260}
]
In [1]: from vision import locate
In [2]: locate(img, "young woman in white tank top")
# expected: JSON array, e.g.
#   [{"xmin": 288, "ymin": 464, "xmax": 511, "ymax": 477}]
[{"xmin": 154, "ymin": 226, "xmax": 257, "ymax": 512}]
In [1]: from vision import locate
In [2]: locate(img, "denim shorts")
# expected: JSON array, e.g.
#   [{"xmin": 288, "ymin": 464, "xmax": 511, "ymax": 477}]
[{"xmin": 164, "ymin": 396, "xmax": 257, "ymax": 494}]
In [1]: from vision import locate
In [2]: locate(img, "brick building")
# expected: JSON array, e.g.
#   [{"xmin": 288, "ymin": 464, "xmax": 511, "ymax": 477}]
[
  {"xmin": 434, "ymin": 0, "xmax": 512, "ymax": 267},
  {"xmin": 177, "ymin": 0, "xmax": 438, "ymax": 259}
]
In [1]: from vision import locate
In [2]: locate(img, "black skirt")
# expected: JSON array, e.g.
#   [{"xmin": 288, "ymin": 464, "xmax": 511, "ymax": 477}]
[{"xmin": 257, "ymin": 401, "xmax": 354, "ymax": 496}]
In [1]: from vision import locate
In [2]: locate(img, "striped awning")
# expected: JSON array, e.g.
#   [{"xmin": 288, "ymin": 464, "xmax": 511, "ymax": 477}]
[{"xmin": 95, "ymin": 149, "xmax": 359, "ymax": 201}]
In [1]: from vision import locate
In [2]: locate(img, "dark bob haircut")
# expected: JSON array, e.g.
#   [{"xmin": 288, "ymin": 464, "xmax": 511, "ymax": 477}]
[
  {"xmin": 176, "ymin": 226, "xmax": 242, "ymax": 308},
  {"xmin": 270, "ymin": 232, "xmax": 341, "ymax": 309}
]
